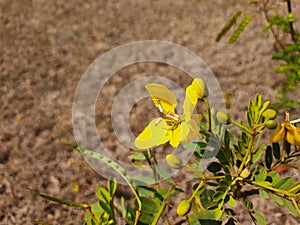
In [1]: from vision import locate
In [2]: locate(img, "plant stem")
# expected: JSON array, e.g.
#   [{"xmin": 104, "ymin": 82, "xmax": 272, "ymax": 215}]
[
  {"xmin": 251, "ymin": 181, "xmax": 298, "ymax": 197},
  {"xmin": 238, "ymin": 132, "xmax": 255, "ymax": 173},
  {"xmin": 151, "ymin": 185, "xmax": 174, "ymax": 225},
  {"xmin": 291, "ymin": 197, "xmax": 300, "ymax": 216},
  {"xmin": 134, "ymin": 211, "xmax": 141, "ymax": 225},
  {"xmin": 189, "ymin": 179, "xmax": 205, "ymax": 200},
  {"xmin": 230, "ymin": 119, "xmax": 253, "ymax": 135},
  {"xmin": 286, "ymin": 0, "xmax": 298, "ymax": 43},
  {"xmin": 86, "ymin": 206, "xmax": 100, "ymax": 225},
  {"xmin": 289, "ymin": 183, "xmax": 300, "ymax": 194},
  {"xmin": 204, "ymin": 98, "xmax": 212, "ymax": 132},
  {"xmin": 260, "ymin": 0, "xmax": 284, "ymax": 50}
]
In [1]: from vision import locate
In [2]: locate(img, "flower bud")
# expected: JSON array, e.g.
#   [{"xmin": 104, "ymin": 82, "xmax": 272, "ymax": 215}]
[
  {"xmin": 265, "ymin": 120, "xmax": 277, "ymax": 129},
  {"xmin": 166, "ymin": 154, "xmax": 183, "ymax": 169},
  {"xmin": 193, "ymin": 78, "xmax": 208, "ymax": 99},
  {"xmin": 216, "ymin": 111, "xmax": 231, "ymax": 124},
  {"xmin": 176, "ymin": 199, "xmax": 191, "ymax": 216},
  {"xmin": 262, "ymin": 109, "xmax": 277, "ymax": 120}
]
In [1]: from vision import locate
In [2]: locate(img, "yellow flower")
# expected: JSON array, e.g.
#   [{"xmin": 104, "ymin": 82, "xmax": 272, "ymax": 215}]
[
  {"xmin": 134, "ymin": 78, "xmax": 206, "ymax": 149},
  {"xmin": 270, "ymin": 123, "xmax": 300, "ymax": 146}
]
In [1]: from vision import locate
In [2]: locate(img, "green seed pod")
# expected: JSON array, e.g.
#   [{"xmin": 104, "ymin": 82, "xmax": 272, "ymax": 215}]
[
  {"xmin": 166, "ymin": 154, "xmax": 183, "ymax": 169},
  {"xmin": 216, "ymin": 111, "xmax": 231, "ymax": 124},
  {"xmin": 265, "ymin": 120, "xmax": 277, "ymax": 129},
  {"xmin": 176, "ymin": 199, "xmax": 191, "ymax": 216},
  {"xmin": 262, "ymin": 109, "xmax": 277, "ymax": 120}
]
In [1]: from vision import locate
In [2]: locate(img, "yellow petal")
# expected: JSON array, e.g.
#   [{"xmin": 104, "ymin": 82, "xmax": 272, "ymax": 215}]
[
  {"xmin": 285, "ymin": 124, "xmax": 300, "ymax": 146},
  {"xmin": 182, "ymin": 119, "xmax": 199, "ymax": 143},
  {"xmin": 145, "ymin": 84, "xmax": 177, "ymax": 114},
  {"xmin": 183, "ymin": 94, "xmax": 195, "ymax": 121},
  {"xmin": 186, "ymin": 78, "xmax": 208, "ymax": 104},
  {"xmin": 134, "ymin": 118, "xmax": 168, "ymax": 149},
  {"xmin": 270, "ymin": 123, "xmax": 285, "ymax": 143},
  {"xmin": 169, "ymin": 125, "xmax": 182, "ymax": 148},
  {"xmin": 294, "ymin": 127, "xmax": 300, "ymax": 145}
]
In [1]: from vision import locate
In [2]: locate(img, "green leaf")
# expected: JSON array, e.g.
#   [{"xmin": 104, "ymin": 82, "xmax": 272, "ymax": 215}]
[
  {"xmin": 245, "ymin": 200, "xmax": 253, "ymax": 210},
  {"xmin": 270, "ymin": 193, "xmax": 284, "ymax": 206},
  {"xmin": 283, "ymin": 199, "xmax": 299, "ymax": 217},
  {"xmin": 267, "ymin": 171, "xmax": 280, "ymax": 184},
  {"xmin": 120, "ymin": 197, "xmax": 126, "ymax": 219},
  {"xmin": 275, "ymin": 64, "xmax": 300, "ymax": 73},
  {"xmin": 272, "ymin": 143, "xmax": 281, "ymax": 160},
  {"xmin": 214, "ymin": 207, "xmax": 223, "ymax": 220},
  {"xmin": 254, "ymin": 167, "xmax": 267, "ymax": 182},
  {"xmin": 85, "ymin": 203, "xmax": 105, "ymax": 225},
  {"xmin": 108, "ymin": 177, "xmax": 117, "ymax": 197},
  {"xmin": 215, "ymin": 11, "xmax": 242, "ymax": 42},
  {"xmin": 251, "ymin": 211, "xmax": 267, "ymax": 225},
  {"xmin": 189, "ymin": 210, "xmax": 216, "ymax": 223},
  {"xmin": 73, "ymin": 146, "xmax": 142, "ymax": 211},
  {"xmin": 137, "ymin": 197, "xmax": 159, "ymax": 215},
  {"xmin": 252, "ymin": 144, "xmax": 265, "ymax": 163},
  {"xmin": 200, "ymin": 189, "xmax": 218, "ymax": 209},
  {"xmin": 155, "ymin": 165, "xmax": 174, "ymax": 184},
  {"xmin": 259, "ymin": 189, "xmax": 269, "ymax": 199},
  {"xmin": 29, "ymin": 188, "xmax": 88, "ymax": 208},
  {"xmin": 256, "ymin": 94, "xmax": 262, "ymax": 108},
  {"xmin": 96, "ymin": 187, "xmax": 111, "ymax": 204},
  {"xmin": 132, "ymin": 176, "xmax": 156, "ymax": 186},
  {"xmin": 284, "ymin": 43, "xmax": 300, "ymax": 53},
  {"xmin": 138, "ymin": 212, "xmax": 154, "ymax": 224},
  {"xmin": 229, "ymin": 15, "xmax": 252, "ymax": 44},
  {"xmin": 265, "ymin": 146, "xmax": 273, "ymax": 169},
  {"xmin": 207, "ymin": 162, "xmax": 222, "ymax": 173},
  {"xmin": 273, "ymin": 177, "xmax": 294, "ymax": 190},
  {"xmin": 228, "ymin": 195, "xmax": 236, "ymax": 207}
]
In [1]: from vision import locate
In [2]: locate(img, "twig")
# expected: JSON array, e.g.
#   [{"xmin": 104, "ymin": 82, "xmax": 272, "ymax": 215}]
[{"xmin": 286, "ymin": 0, "xmax": 298, "ymax": 43}]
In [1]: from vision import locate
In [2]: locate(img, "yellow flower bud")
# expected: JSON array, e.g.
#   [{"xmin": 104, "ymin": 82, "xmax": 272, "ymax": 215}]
[
  {"xmin": 265, "ymin": 120, "xmax": 277, "ymax": 129},
  {"xmin": 166, "ymin": 154, "xmax": 183, "ymax": 169},
  {"xmin": 262, "ymin": 109, "xmax": 277, "ymax": 120},
  {"xmin": 176, "ymin": 199, "xmax": 191, "ymax": 216},
  {"xmin": 216, "ymin": 111, "xmax": 231, "ymax": 124}
]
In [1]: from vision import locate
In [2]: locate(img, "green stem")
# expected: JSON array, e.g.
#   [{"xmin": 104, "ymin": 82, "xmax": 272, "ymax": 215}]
[
  {"xmin": 134, "ymin": 211, "xmax": 141, "ymax": 225},
  {"xmin": 86, "ymin": 206, "xmax": 101, "ymax": 225},
  {"xmin": 189, "ymin": 180, "xmax": 205, "ymax": 200},
  {"xmin": 251, "ymin": 181, "xmax": 298, "ymax": 197},
  {"xmin": 238, "ymin": 132, "xmax": 255, "ymax": 173},
  {"xmin": 291, "ymin": 197, "xmax": 300, "ymax": 216},
  {"xmin": 289, "ymin": 183, "xmax": 300, "ymax": 193},
  {"xmin": 230, "ymin": 119, "xmax": 253, "ymax": 135},
  {"xmin": 151, "ymin": 185, "xmax": 174, "ymax": 225},
  {"xmin": 204, "ymin": 98, "xmax": 212, "ymax": 132}
]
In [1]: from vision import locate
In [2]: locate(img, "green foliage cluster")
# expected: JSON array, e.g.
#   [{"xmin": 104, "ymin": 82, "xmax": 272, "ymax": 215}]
[
  {"xmin": 33, "ymin": 94, "xmax": 300, "ymax": 224},
  {"xmin": 217, "ymin": 0, "xmax": 300, "ymax": 109}
]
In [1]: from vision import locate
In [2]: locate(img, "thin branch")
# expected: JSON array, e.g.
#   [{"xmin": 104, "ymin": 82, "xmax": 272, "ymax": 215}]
[
  {"xmin": 260, "ymin": 0, "xmax": 284, "ymax": 50},
  {"xmin": 286, "ymin": 0, "xmax": 298, "ymax": 43}
]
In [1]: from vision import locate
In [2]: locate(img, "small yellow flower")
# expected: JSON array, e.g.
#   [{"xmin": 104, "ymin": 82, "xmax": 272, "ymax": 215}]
[
  {"xmin": 134, "ymin": 78, "xmax": 206, "ymax": 149},
  {"xmin": 270, "ymin": 123, "xmax": 300, "ymax": 146}
]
